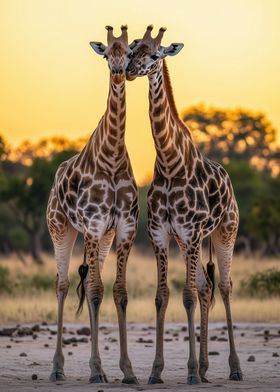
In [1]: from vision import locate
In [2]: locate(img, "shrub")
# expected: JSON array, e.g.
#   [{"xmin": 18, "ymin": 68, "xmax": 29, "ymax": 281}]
[
  {"xmin": 0, "ymin": 265, "xmax": 12, "ymax": 294},
  {"xmin": 239, "ymin": 269, "xmax": 280, "ymax": 298}
]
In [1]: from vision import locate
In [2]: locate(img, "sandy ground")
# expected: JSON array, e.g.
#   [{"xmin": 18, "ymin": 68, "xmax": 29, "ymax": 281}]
[{"xmin": 0, "ymin": 322, "xmax": 280, "ymax": 392}]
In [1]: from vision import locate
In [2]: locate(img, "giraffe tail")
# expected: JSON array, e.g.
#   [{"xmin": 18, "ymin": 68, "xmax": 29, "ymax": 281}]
[
  {"xmin": 207, "ymin": 237, "xmax": 215, "ymax": 307},
  {"xmin": 76, "ymin": 248, "xmax": 89, "ymax": 316}
]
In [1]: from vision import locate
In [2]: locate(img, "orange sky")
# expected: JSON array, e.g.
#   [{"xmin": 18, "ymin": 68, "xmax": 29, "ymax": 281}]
[{"xmin": 0, "ymin": 0, "xmax": 280, "ymax": 183}]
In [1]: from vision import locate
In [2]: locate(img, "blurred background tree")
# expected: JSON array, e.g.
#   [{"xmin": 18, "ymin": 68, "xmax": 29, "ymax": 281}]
[{"xmin": 0, "ymin": 105, "xmax": 279, "ymax": 263}]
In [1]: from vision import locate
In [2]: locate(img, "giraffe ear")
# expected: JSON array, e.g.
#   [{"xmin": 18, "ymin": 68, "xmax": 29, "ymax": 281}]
[
  {"xmin": 90, "ymin": 41, "xmax": 107, "ymax": 55},
  {"xmin": 129, "ymin": 39, "xmax": 141, "ymax": 50},
  {"xmin": 160, "ymin": 43, "xmax": 184, "ymax": 57}
]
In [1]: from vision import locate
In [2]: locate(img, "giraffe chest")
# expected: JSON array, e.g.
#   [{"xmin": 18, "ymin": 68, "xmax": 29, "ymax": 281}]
[{"xmin": 57, "ymin": 173, "xmax": 137, "ymax": 233}]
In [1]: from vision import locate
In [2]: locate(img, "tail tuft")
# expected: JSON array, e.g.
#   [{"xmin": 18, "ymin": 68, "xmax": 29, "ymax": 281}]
[
  {"xmin": 207, "ymin": 237, "xmax": 215, "ymax": 307},
  {"xmin": 76, "ymin": 252, "xmax": 89, "ymax": 316},
  {"xmin": 207, "ymin": 260, "xmax": 215, "ymax": 307}
]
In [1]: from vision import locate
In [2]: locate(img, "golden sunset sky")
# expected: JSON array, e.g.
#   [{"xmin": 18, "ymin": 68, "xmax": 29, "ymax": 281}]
[{"xmin": 0, "ymin": 0, "xmax": 279, "ymax": 183}]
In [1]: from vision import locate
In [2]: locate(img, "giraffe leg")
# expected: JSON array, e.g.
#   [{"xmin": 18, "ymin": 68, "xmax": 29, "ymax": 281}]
[
  {"xmin": 196, "ymin": 259, "xmax": 212, "ymax": 383},
  {"xmin": 148, "ymin": 228, "xmax": 169, "ymax": 384},
  {"xmin": 84, "ymin": 236, "xmax": 107, "ymax": 384},
  {"xmin": 182, "ymin": 239, "xmax": 201, "ymax": 385},
  {"xmin": 49, "ymin": 223, "xmax": 77, "ymax": 382},
  {"xmin": 113, "ymin": 220, "xmax": 138, "ymax": 385},
  {"xmin": 211, "ymin": 227, "xmax": 243, "ymax": 381}
]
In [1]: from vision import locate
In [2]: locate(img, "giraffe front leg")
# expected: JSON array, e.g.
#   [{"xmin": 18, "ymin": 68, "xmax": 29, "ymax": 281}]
[
  {"xmin": 148, "ymin": 227, "xmax": 169, "ymax": 384},
  {"xmin": 85, "ymin": 237, "xmax": 107, "ymax": 384},
  {"xmin": 114, "ymin": 220, "xmax": 138, "ymax": 385},
  {"xmin": 182, "ymin": 239, "xmax": 201, "ymax": 385}
]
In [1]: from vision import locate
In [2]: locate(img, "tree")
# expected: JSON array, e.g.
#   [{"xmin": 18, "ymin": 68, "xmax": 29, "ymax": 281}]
[
  {"xmin": 248, "ymin": 175, "xmax": 280, "ymax": 255},
  {"xmin": 0, "ymin": 149, "xmax": 78, "ymax": 264},
  {"xmin": 182, "ymin": 105, "xmax": 279, "ymax": 175}
]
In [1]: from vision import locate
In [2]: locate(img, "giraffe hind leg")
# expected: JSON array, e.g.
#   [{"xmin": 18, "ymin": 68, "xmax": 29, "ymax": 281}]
[
  {"xmin": 197, "ymin": 258, "xmax": 212, "ymax": 383},
  {"xmin": 211, "ymin": 223, "xmax": 243, "ymax": 381},
  {"xmin": 49, "ymin": 222, "xmax": 77, "ymax": 382}
]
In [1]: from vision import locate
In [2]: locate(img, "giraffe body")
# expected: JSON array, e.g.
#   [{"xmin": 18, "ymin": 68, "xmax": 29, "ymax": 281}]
[
  {"xmin": 127, "ymin": 26, "xmax": 242, "ymax": 384},
  {"xmin": 47, "ymin": 26, "xmax": 139, "ymax": 384}
]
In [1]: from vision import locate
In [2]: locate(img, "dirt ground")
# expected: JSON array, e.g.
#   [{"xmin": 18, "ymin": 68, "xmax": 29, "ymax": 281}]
[{"xmin": 0, "ymin": 322, "xmax": 279, "ymax": 392}]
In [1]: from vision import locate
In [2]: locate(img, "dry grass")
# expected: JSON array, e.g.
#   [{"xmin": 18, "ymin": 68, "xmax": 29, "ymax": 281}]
[{"xmin": 0, "ymin": 250, "xmax": 279, "ymax": 324}]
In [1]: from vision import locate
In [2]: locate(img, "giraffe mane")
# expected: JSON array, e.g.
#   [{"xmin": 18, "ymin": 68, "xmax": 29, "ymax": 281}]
[{"xmin": 162, "ymin": 59, "xmax": 192, "ymax": 139}]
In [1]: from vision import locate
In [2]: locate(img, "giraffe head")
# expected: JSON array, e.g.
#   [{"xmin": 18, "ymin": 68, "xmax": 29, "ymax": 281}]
[
  {"xmin": 126, "ymin": 25, "xmax": 184, "ymax": 80},
  {"xmin": 90, "ymin": 25, "xmax": 132, "ymax": 84}
]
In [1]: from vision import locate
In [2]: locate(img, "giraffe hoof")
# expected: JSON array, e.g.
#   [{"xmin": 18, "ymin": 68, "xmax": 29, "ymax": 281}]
[
  {"xmin": 89, "ymin": 374, "xmax": 108, "ymax": 383},
  {"xmin": 230, "ymin": 370, "xmax": 243, "ymax": 381},
  {"xmin": 148, "ymin": 376, "xmax": 164, "ymax": 384},
  {"xmin": 122, "ymin": 376, "xmax": 139, "ymax": 384},
  {"xmin": 49, "ymin": 371, "xmax": 66, "ymax": 382},
  {"xmin": 187, "ymin": 374, "xmax": 201, "ymax": 384}
]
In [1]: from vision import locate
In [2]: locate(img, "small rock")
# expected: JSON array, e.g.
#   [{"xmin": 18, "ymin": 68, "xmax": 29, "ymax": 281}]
[
  {"xmin": 136, "ymin": 337, "xmax": 153, "ymax": 344},
  {"xmin": 17, "ymin": 327, "xmax": 33, "ymax": 337},
  {"xmin": 210, "ymin": 336, "xmax": 217, "ymax": 341},
  {"xmin": 196, "ymin": 326, "xmax": 200, "ymax": 330},
  {"xmin": 164, "ymin": 338, "xmax": 173, "ymax": 342},
  {"xmin": 48, "ymin": 337, "xmax": 52, "ymax": 340},
  {"xmin": 104, "ymin": 346, "xmax": 109, "ymax": 351},
  {"xmin": 50, "ymin": 330, "xmax": 57, "ymax": 335},
  {"xmin": 68, "ymin": 351, "xmax": 73, "ymax": 356},
  {"xmin": 0, "ymin": 327, "xmax": 17, "ymax": 337},
  {"xmin": 32, "ymin": 334, "xmax": 38, "ymax": 340},
  {"xmin": 272, "ymin": 353, "xmax": 279, "ymax": 357},
  {"xmin": 220, "ymin": 331, "xmax": 225, "ymax": 335},
  {"xmin": 209, "ymin": 351, "xmax": 220, "ymax": 355},
  {"xmin": 181, "ymin": 326, "xmax": 187, "ymax": 332},
  {"xmin": 217, "ymin": 337, "xmax": 228, "ymax": 342},
  {"xmin": 31, "ymin": 374, "xmax": 38, "ymax": 380},
  {"xmin": 97, "ymin": 390, "xmax": 104, "ymax": 392},
  {"xmin": 6, "ymin": 345, "xmax": 11, "ymax": 348},
  {"xmin": 183, "ymin": 336, "xmax": 189, "ymax": 341},
  {"xmin": 172, "ymin": 332, "xmax": 179, "ymax": 337},
  {"xmin": 241, "ymin": 333, "xmax": 245, "ymax": 337},
  {"xmin": 31, "ymin": 324, "xmax": 40, "ymax": 332},
  {"xmin": 44, "ymin": 344, "xmax": 49, "ymax": 348},
  {"xmin": 248, "ymin": 355, "xmax": 255, "ymax": 362},
  {"xmin": 41, "ymin": 321, "xmax": 48, "ymax": 326},
  {"xmin": 72, "ymin": 343, "xmax": 77, "ymax": 347},
  {"xmin": 196, "ymin": 335, "xmax": 200, "ymax": 342},
  {"xmin": 77, "ymin": 327, "xmax": 91, "ymax": 336},
  {"xmin": 20, "ymin": 352, "xmax": 27, "ymax": 357},
  {"xmin": 264, "ymin": 330, "xmax": 270, "ymax": 336}
]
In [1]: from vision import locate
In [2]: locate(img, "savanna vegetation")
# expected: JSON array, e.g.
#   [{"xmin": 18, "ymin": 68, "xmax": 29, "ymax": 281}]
[
  {"xmin": 0, "ymin": 106, "xmax": 279, "ymax": 323},
  {"xmin": 0, "ymin": 106, "xmax": 279, "ymax": 264}
]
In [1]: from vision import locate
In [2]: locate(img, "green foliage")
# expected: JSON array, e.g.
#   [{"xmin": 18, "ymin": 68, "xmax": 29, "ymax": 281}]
[
  {"xmin": 239, "ymin": 269, "xmax": 280, "ymax": 298},
  {"xmin": 0, "ymin": 265, "xmax": 12, "ymax": 294},
  {"xmin": 26, "ymin": 274, "xmax": 55, "ymax": 291},
  {"xmin": 171, "ymin": 278, "xmax": 184, "ymax": 292},
  {"xmin": 183, "ymin": 105, "xmax": 279, "ymax": 173}
]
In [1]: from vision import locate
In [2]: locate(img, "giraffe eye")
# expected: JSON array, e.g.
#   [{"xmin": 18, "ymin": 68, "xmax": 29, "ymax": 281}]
[
  {"xmin": 151, "ymin": 54, "xmax": 159, "ymax": 61},
  {"xmin": 103, "ymin": 54, "xmax": 108, "ymax": 60}
]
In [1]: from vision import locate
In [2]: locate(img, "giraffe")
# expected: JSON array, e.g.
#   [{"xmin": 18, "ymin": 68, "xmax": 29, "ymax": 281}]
[
  {"xmin": 47, "ymin": 25, "xmax": 139, "ymax": 385},
  {"xmin": 127, "ymin": 25, "xmax": 243, "ymax": 384}
]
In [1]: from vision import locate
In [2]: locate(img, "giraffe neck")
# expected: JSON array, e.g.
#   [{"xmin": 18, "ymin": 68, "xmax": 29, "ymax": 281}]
[
  {"xmin": 148, "ymin": 59, "xmax": 196, "ymax": 178},
  {"xmin": 93, "ymin": 79, "xmax": 127, "ymax": 172}
]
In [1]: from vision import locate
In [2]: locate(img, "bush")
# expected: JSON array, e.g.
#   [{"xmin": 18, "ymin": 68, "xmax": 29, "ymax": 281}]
[
  {"xmin": 0, "ymin": 265, "xmax": 12, "ymax": 294},
  {"xmin": 239, "ymin": 269, "xmax": 280, "ymax": 298}
]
